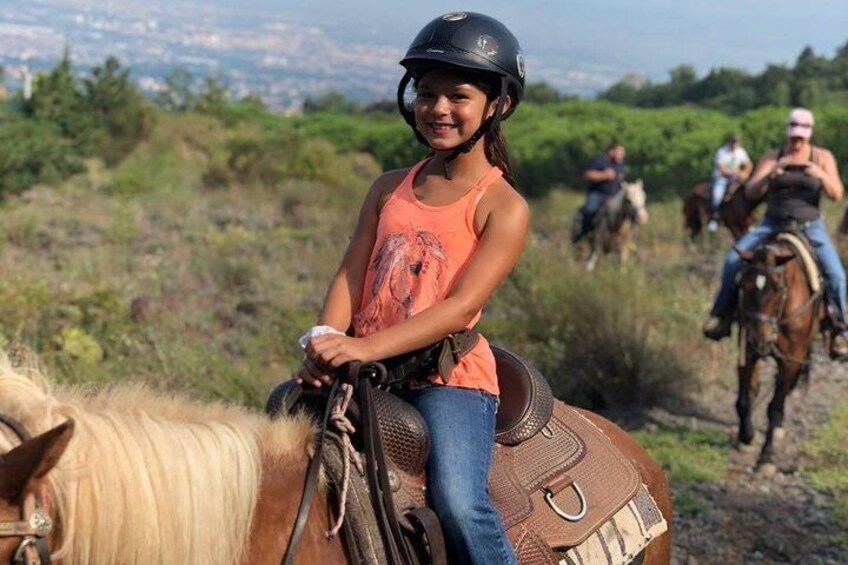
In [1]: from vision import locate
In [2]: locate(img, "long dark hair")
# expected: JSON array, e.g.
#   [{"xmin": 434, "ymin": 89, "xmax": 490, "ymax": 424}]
[{"xmin": 471, "ymin": 73, "xmax": 515, "ymax": 185}]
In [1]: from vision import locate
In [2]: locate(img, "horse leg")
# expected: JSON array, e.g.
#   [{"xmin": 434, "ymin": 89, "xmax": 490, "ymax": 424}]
[
  {"xmin": 758, "ymin": 358, "xmax": 804, "ymax": 469},
  {"xmin": 577, "ymin": 409, "xmax": 672, "ymax": 565},
  {"xmin": 586, "ymin": 247, "xmax": 598, "ymax": 271},
  {"xmin": 736, "ymin": 354, "xmax": 761, "ymax": 446},
  {"xmin": 619, "ymin": 222, "xmax": 632, "ymax": 264},
  {"xmin": 586, "ymin": 231, "xmax": 602, "ymax": 271}
]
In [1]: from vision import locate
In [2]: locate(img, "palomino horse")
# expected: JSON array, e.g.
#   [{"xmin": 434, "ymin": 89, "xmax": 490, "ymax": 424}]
[
  {"xmin": 735, "ymin": 234, "xmax": 823, "ymax": 472},
  {"xmin": 585, "ymin": 179, "xmax": 648, "ymax": 271},
  {"xmin": 682, "ymin": 180, "xmax": 758, "ymax": 241},
  {"xmin": 0, "ymin": 356, "xmax": 672, "ymax": 564}
]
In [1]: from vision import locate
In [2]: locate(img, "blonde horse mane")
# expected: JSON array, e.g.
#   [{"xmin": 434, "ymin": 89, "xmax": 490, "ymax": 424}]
[{"xmin": 0, "ymin": 354, "xmax": 312, "ymax": 565}]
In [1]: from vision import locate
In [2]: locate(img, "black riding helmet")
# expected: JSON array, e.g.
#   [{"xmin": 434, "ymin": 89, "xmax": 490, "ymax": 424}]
[{"xmin": 397, "ymin": 12, "xmax": 525, "ymax": 178}]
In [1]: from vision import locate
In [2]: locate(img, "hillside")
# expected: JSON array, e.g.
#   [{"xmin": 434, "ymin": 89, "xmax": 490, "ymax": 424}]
[{"xmin": 1, "ymin": 98, "xmax": 847, "ymax": 562}]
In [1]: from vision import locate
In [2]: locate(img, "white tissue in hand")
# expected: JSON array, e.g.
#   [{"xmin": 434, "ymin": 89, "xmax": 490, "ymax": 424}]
[{"xmin": 298, "ymin": 325, "xmax": 345, "ymax": 349}]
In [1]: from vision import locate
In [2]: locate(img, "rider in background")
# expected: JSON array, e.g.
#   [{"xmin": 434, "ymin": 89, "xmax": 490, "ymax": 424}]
[
  {"xmin": 708, "ymin": 133, "xmax": 752, "ymax": 232},
  {"xmin": 571, "ymin": 142, "xmax": 626, "ymax": 243},
  {"xmin": 703, "ymin": 108, "xmax": 848, "ymax": 358},
  {"xmin": 293, "ymin": 12, "xmax": 527, "ymax": 564}
]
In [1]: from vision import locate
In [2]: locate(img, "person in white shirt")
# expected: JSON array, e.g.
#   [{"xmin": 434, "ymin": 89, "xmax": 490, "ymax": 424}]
[{"xmin": 709, "ymin": 133, "xmax": 753, "ymax": 232}]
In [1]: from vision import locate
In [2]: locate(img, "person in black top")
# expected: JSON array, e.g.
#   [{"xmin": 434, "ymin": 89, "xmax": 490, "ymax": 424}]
[
  {"xmin": 571, "ymin": 142, "xmax": 626, "ymax": 243},
  {"xmin": 703, "ymin": 108, "xmax": 848, "ymax": 358}
]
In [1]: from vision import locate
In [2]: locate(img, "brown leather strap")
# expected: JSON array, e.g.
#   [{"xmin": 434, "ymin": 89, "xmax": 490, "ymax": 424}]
[
  {"xmin": 380, "ymin": 329, "xmax": 480, "ymax": 387},
  {"xmin": 281, "ymin": 378, "xmax": 340, "ymax": 565},
  {"xmin": 0, "ymin": 413, "xmax": 31, "ymax": 441},
  {"xmin": 405, "ymin": 507, "xmax": 448, "ymax": 565},
  {"xmin": 545, "ymin": 474, "xmax": 576, "ymax": 496},
  {"xmin": 358, "ymin": 366, "xmax": 415, "ymax": 565}
]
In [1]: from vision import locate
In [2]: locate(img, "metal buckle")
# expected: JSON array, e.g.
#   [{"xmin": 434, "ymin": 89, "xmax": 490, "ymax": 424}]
[
  {"xmin": 13, "ymin": 537, "xmax": 37, "ymax": 564},
  {"xmin": 543, "ymin": 482, "xmax": 588, "ymax": 522}
]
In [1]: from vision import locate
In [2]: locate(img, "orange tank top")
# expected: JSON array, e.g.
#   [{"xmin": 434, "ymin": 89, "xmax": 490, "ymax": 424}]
[{"xmin": 352, "ymin": 160, "xmax": 503, "ymax": 396}]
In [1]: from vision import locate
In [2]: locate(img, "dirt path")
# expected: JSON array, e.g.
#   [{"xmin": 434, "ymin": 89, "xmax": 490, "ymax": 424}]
[{"xmin": 655, "ymin": 351, "xmax": 848, "ymax": 564}]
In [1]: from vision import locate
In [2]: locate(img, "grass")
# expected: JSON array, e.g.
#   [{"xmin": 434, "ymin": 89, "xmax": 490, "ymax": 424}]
[
  {"xmin": 633, "ymin": 426, "xmax": 730, "ymax": 486},
  {"xmin": 802, "ymin": 400, "xmax": 848, "ymax": 542},
  {"xmin": 633, "ymin": 426, "xmax": 731, "ymax": 519}
]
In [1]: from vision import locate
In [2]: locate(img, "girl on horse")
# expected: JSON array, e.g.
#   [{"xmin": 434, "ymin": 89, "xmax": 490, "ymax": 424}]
[
  {"xmin": 293, "ymin": 12, "xmax": 528, "ymax": 564},
  {"xmin": 703, "ymin": 108, "xmax": 848, "ymax": 358}
]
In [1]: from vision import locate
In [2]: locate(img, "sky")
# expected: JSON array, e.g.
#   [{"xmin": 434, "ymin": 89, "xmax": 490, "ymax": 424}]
[{"xmin": 264, "ymin": 0, "xmax": 848, "ymax": 93}]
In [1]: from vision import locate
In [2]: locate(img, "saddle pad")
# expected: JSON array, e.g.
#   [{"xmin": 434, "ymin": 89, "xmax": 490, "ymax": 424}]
[
  {"xmin": 493, "ymin": 401, "xmax": 641, "ymax": 549},
  {"xmin": 776, "ymin": 232, "xmax": 821, "ymax": 293},
  {"xmin": 558, "ymin": 484, "xmax": 668, "ymax": 565}
]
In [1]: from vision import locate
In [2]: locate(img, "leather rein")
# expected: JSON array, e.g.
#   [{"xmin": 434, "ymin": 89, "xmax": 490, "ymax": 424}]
[
  {"xmin": 280, "ymin": 363, "xmax": 445, "ymax": 565},
  {"xmin": 0, "ymin": 414, "xmax": 54, "ymax": 565}
]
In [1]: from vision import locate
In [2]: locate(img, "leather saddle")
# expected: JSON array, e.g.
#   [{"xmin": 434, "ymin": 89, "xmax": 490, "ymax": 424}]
[{"xmin": 267, "ymin": 346, "xmax": 642, "ymax": 564}]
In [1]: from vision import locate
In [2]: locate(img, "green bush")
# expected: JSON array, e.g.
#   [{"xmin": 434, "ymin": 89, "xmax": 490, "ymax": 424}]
[
  {"xmin": 0, "ymin": 117, "xmax": 84, "ymax": 197},
  {"xmin": 482, "ymin": 241, "xmax": 702, "ymax": 410}
]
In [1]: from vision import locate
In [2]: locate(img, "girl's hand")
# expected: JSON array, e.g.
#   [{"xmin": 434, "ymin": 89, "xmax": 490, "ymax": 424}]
[
  {"xmin": 306, "ymin": 334, "xmax": 377, "ymax": 370},
  {"xmin": 292, "ymin": 357, "xmax": 334, "ymax": 388}
]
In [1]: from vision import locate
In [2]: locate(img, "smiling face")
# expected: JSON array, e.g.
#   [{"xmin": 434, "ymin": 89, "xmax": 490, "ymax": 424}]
[{"xmin": 413, "ymin": 69, "xmax": 495, "ymax": 151}]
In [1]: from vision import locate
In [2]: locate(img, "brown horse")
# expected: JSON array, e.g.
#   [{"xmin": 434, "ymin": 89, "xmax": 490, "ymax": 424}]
[
  {"xmin": 683, "ymin": 180, "xmax": 758, "ymax": 241},
  {"xmin": 585, "ymin": 179, "xmax": 648, "ymax": 271},
  {"xmin": 0, "ymin": 357, "xmax": 671, "ymax": 564},
  {"xmin": 735, "ymin": 235, "xmax": 823, "ymax": 472}
]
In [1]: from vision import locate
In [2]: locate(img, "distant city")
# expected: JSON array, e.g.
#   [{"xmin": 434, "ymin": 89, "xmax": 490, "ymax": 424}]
[{"xmin": 0, "ymin": 0, "xmax": 617, "ymax": 113}]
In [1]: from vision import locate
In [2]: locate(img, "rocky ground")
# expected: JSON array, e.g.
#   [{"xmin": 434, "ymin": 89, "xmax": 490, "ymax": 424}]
[{"xmin": 652, "ymin": 348, "xmax": 848, "ymax": 565}]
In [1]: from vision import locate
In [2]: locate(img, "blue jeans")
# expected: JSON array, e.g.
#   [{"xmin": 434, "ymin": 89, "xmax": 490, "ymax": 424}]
[
  {"xmin": 710, "ymin": 216, "xmax": 848, "ymax": 325},
  {"xmin": 710, "ymin": 173, "xmax": 730, "ymax": 216},
  {"xmin": 574, "ymin": 191, "xmax": 608, "ymax": 242},
  {"xmin": 398, "ymin": 386, "xmax": 517, "ymax": 565}
]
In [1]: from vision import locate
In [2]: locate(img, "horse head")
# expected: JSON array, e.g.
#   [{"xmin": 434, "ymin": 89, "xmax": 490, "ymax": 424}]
[
  {"xmin": 737, "ymin": 243, "xmax": 796, "ymax": 357},
  {"xmin": 0, "ymin": 419, "xmax": 73, "ymax": 565},
  {"xmin": 622, "ymin": 179, "xmax": 648, "ymax": 224}
]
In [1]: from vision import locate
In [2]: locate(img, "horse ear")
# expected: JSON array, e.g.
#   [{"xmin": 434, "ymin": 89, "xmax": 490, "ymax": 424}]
[
  {"xmin": 735, "ymin": 247, "xmax": 755, "ymax": 262},
  {"xmin": 0, "ymin": 420, "xmax": 74, "ymax": 501}
]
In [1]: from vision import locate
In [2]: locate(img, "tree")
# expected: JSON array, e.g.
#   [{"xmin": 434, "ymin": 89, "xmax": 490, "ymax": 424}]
[
  {"xmin": 83, "ymin": 56, "xmax": 153, "ymax": 165},
  {"xmin": 668, "ymin": 65, "xmax": 698, "ymax": 102},
  {"xmin": 756, "ymin": 64, "xmax": 792, "ymax": 107},
  {"xmin": 523, "ymin": 82, "xmax": 562, "ymax": 105},
  {"xmin": 301, "ymin": 91, "xmax": 359, "ymax": 114},
  {"xmin": 156, "ymin": 68, "xmax": 196, "ymax": 111},
  {"xmin": 22, "ymin": 48, "xmax": 94, "ymax": 152},
  {"xmin": 195, "ymin": 76, "xmax": 231, "ymax": 115}
]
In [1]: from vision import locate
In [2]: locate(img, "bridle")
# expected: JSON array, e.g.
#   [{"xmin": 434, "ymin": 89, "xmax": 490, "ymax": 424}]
[
  {"xmin": 0, "ymin": 414, "xmax": 53, "ymax": 565},
  {"xmin": 739, "ymin": 259, "xmax": 821, "ymax": 364}
]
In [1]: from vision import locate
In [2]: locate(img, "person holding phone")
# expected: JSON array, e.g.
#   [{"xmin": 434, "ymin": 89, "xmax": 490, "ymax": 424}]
[{"xmin": 703, "ymin": 108, "xmax": 848, "ymax": 358}]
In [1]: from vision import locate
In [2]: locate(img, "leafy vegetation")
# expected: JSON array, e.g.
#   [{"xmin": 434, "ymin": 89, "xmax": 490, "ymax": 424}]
[{"xmin": 600, "ymin": 42, "xmax": 848, "ymax": 113}]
